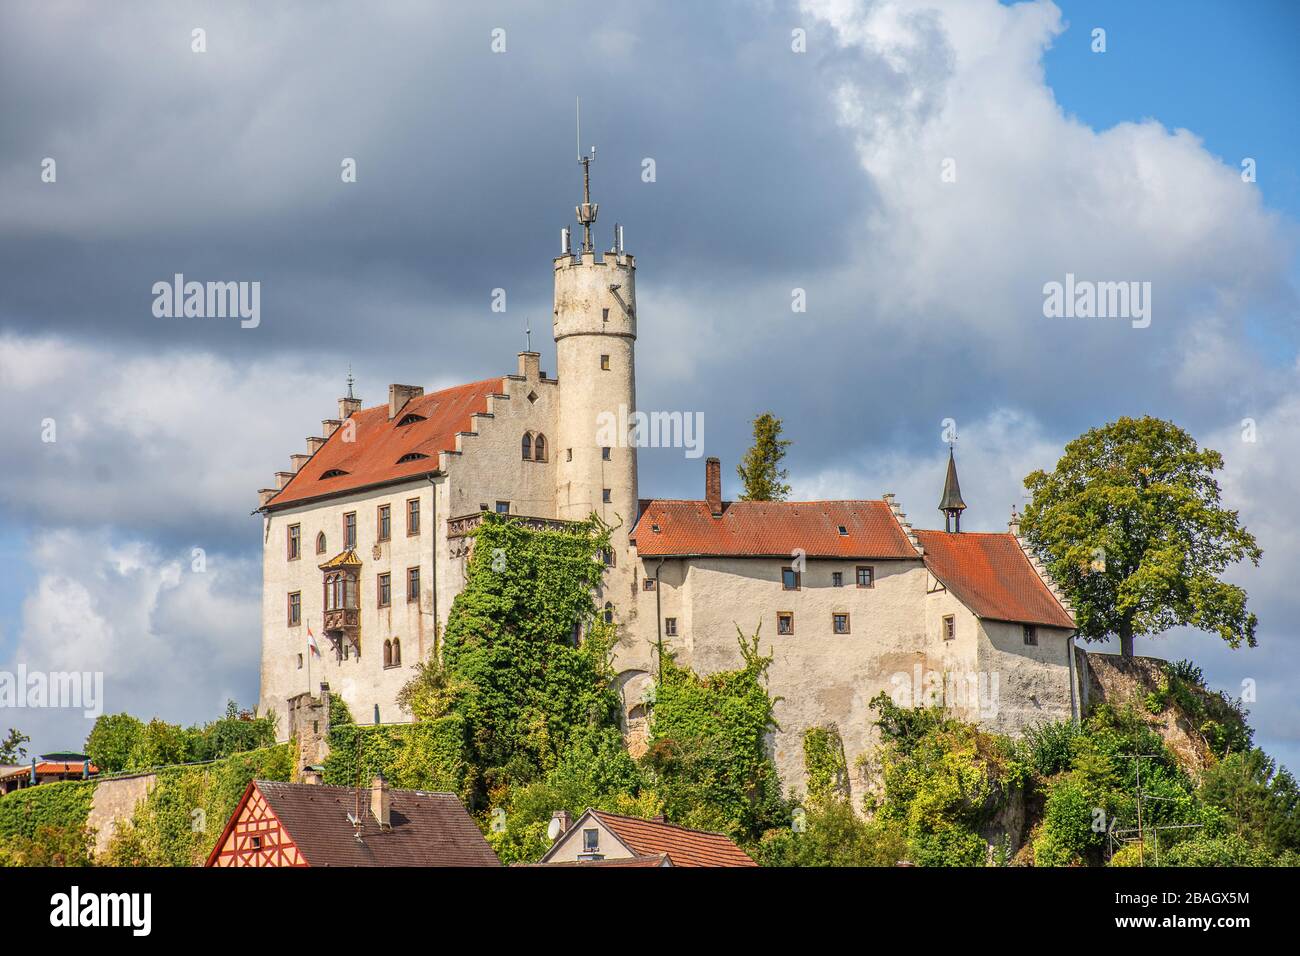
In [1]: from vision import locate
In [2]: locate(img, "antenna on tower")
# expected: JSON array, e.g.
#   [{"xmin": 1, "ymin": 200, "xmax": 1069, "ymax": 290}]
[
  {"xmin": 574, "ymin": 97, "xmax": 598, "ymax": 254},
  {"xmin": 525, "ymin": 319, "xmax": 532, "ymax": 352},
  {"xmin": 346, "ymin": 364, "xmax": 355, "ymax": 401}
]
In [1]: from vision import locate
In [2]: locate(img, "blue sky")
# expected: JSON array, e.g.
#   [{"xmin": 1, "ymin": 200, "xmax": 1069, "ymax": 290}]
[{"xmin": 1, "ymin": 0, "xmax": 1297, "ymax": 774}]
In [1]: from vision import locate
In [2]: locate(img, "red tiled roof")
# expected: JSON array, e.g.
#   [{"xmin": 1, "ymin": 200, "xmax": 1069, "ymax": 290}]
[
  {"xmin": 244, "ymin": 780, "xmax": 501, "ymax": 867},
  {"xmin": 631, "ymin": 500, "xmax": 918, "ymax": 559},
  {"xmin": 528, "ymin": 852, "xmax": 672, "ymax": 867},
  {"xmin": 266, "ymin": 378, "xmax": 501, "ymax": 509},
  {"xmin": 914, "ymin": 530, "xmax": 1074, "ymax": 629},
  {"xmin": 0, "ymin": 761, "xmax": 97, "ymax": 780},
  {"xmin": 592, "ymin": 811, "xmax": 756, "ymax": 867}
]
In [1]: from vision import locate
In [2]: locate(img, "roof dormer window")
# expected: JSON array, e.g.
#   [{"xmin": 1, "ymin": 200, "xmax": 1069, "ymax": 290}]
[
  {"xmin": 837, "ymin": 525, "xmax": 848, "ymax": 536},
  {"xmin": 396, "ymin": 413, "xmax": 426, "ymax": 427},
  {"xmin": 397, "ymin": 452, "xmax": 429, "ymax": 463},
  {"xmin": 320, "ymin": 468, "xmax": 349, "ymax": 479}
]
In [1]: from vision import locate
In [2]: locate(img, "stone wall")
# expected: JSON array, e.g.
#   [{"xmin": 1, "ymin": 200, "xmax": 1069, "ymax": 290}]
[{"xmin": 87, "ymin": 772, "xmax": 157, "ymax": 856}]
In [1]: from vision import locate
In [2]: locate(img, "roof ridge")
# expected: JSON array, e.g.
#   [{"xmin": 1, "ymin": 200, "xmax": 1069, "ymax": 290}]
[{"xmin": 591, "ymin": 808, "xmax": 736, "ymax": 840}]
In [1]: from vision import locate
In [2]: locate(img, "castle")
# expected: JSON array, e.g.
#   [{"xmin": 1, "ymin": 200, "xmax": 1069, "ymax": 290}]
[{"xmin": 256, "ymin": 158, "xmax": 1079, "ymax": 803}]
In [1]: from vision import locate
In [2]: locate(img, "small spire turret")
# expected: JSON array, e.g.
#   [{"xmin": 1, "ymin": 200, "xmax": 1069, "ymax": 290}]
[{"xmin": 939, "ymin": 446, "xmax": 967, "ymax": 532}]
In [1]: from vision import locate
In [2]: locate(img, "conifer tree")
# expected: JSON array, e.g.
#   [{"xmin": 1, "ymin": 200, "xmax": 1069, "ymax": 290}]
[{"xmin": 737, "ymin": 412, "xmax": 792, "ymax": 501}]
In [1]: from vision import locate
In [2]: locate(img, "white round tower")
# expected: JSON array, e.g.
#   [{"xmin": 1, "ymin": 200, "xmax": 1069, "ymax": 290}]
[{"xmin": 552, "ymin": 153, "xmax": 639, "ymax": 609}]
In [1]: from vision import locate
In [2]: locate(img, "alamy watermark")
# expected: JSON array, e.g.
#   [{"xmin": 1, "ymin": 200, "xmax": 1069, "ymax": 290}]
[
  {"xmin": 596, "ymin": 403, "xmax": 704, "ymax": 459},
  {"xmin": 888, "ymin": 664, "xmax": 1000, "ymax": 720},
  {"xmin": 152, "ymin": 274, "xmax": 260, "ymax": 328},
  {"xmin": 1042, "ymin": 273, "xmax": 1151, "ymax": 329},
  {"xmin": 0, "ymin": 665, "xmax": 103, "ymax": 718}
]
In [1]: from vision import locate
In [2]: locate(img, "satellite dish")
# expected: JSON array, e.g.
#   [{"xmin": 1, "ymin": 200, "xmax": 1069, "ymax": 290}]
[{"xmin": 547, "ymin": 817, "xmax": 562, "ymax": 841}]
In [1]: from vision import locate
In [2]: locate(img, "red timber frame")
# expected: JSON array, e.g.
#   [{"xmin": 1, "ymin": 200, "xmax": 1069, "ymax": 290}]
[{"xmin": 205, "ymin": 780, "xmax": 307, "ymax": 867}]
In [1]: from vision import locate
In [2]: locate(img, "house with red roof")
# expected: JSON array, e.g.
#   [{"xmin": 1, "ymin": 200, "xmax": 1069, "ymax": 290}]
[
  {"xmin": 254, "ymin": 157, "xmax": 1077, "ymax": 806},
  {"xmin": 534, "ymin": 809, "xmax": 755, "ymax": 867}
]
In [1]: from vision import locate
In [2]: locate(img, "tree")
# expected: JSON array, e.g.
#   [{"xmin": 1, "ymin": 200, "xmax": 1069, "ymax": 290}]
[
  {"xmin": 0, "ymin": 728, "xmax": 29, "ymax": 765},
  {"xmin": 85, "ymin": 713, "xmax": 146, "ymax": 773},
  {"xmin": 737, "ymin": 412, "xmax": 792, "ymax": 501},
  {"xmin": 1021, "ymin": 417, "xmax": 1261, "ymax": 657},
  {"xmin": 1199, "ymin": 749, "xmax": 1300, "ymax": 853}
]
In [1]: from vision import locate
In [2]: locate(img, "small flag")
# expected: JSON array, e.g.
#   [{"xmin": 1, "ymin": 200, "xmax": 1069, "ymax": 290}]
[{"xmin": 307, "ymin": 625, "xmax": 321, "ymax": 658}]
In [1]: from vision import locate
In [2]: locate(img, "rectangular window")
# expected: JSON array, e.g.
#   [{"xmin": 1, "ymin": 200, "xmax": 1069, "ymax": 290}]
[
  {"xmin": 643, "ymin": 578, "xmax": 656, "ymax": 591},
  {"xmin": 832, "ymin": 571, "xmax": 843, "ymax": 588},
  {"xmin": 495, "ymin": 501, "xmax": 510, "ymax": 514},
  {"xmin": 583, "ymin": 828, "xmax": 599, "ymax": 852},
  {"xmin": 377, "ymin": 573, "xmax": 391, "ymax": 608},
  {"xmin": 777, "ymin": 612, "xmax": 794, "ymax": 636},
  {"xmin": 602, "ymin": 489, "xmax": 611, "ymax": 503},
  {"xmin": 377, "ymin": 504, "xmax": 391, "ymax": 542},
  {"xmin": 343, "ymin": 512, "xmax": 357, "ymax": 549},
  {"xmin": 664, "ymin": 617, "xmax": 677, "ymax": 636},
  {"xmin": 782, "ymin": 567, "xmax": 801, "ymax": 591},
  {"xmin": 407, "ymin": 567, "xmax": 420, "ymax": 602},
  {"xmin": 833, "ymin": 613, "xmax": 850, "ymax": 635},
  {"xmin": 1023, "ymin": 625, "xmax": 1038, "ymax": 646},
  {"xmin": 406, "ymin": 498, "xmax": 420, "ymax": 535},
  {"xmin": 297, "ymin": 653, "xmax": 303, "ymax": 670},
  {"xmin": 566, "ymin": 449, "xmax": 573, "ymax": 462},
  {"xmin": 287, "ymin": 524, "xmax": 301, "ymax": 560},
  {"xmin": 601, "ymin": 446, "xmax": 611, "ymax": 461},
  {"xmin": 856, "ymin": 566, "xmax": 875, "ymax": 588},
  {"xmin": 288, "ymin": 591, "xmax": 301, "ymax": 626},
  {"xmin": 943, "ymin": 615, "xmax": 956, "ymax": 641},
  {"xmin": 600, "ymin": 354, "xmax": 610, "ymax": 370}
]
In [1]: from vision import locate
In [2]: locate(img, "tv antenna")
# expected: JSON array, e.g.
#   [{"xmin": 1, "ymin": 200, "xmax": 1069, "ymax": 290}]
[{"xmin": 575, "ymin": 97, "xmax": 598, "ymax": 254}]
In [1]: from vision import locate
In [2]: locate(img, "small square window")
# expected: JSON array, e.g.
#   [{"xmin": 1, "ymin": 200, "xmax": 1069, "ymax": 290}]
[
  {"xmin": 496, "ymin": 501, "xmax": 510, "ymax": 514},
  {"xmin": 833, "ymin": 613, "xmax": 850, "ymax": 635},
  {"xmin": 777, "ymin": 612, "xmax": 794, "ymax": 636},
  {"xmin": 602, "ymin": 488, "xmax": 611, "ymax": 503},
  {"xmin": 651, "ymin": 523, "xmax": 661, "ymax": 533},
  {"xmin": 856, "ymin": 566, "xmax": 875, "ymax": 588},
  {"xmin": 527, "ymin": 390, "xmax": 538, "ymax": 404},
  {"xmin": 643, "ymin": 578, "xmax": 656, "ymax": 591},
  {"xmin": 832, "ymin": 571, "xmax": 843, "ymax": 588},
  {"xmin": 943, "ymin": 615, "xmax": 956, "ymax": 641},
  {"xmin": 781, "ymin": 567, "xmax": 800, "ymax": 591},
  {"xmin": 250, "ymin": 836, "xmax": 262, "ymax": 849},
  {"xmin": 1023, "ymin": 625, "xmax": 1038, "ymax": 646},
  {"xmin": 600, "ymin": 355, "xmax": 610, "ymax": 370},
  {"xmin": 664, "ymin": 617, "xmax": 677, "ymax": 636},
  {"xmin": 837, "ymin": 525, "xmax": 848, "ymax": 536}
]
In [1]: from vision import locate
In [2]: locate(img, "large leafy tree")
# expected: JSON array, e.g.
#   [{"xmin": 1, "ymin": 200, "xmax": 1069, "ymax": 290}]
[
  {"xmin": 737, "ymin": 412, "xmax": 792, "ymax": 501},
  {"xmin": 1021, "ymin": 416, "xmax": 1261, "ymax": 657}
]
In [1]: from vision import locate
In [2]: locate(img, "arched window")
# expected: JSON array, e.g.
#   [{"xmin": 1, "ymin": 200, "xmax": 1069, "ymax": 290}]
[
  {"xmin": 533, "ymin": 433, "xmax": 547, "ymax": 461},
  {"xmin": 316, "ymin": 531, "xmax": 327, "ymax": 554},
  {"xmin": 603, "ymin": 601, "xmax": 614, "ymax": 625},
  {"xmin": 391, "ymin": 638, "xmax": 401, "ymax": 666},
  {"xmin": 383, "ymin": 640, "xmax": 392, "ymax": 668},
  {"xmin": 521, "ymin": 432, "xmax": 532, "ymax": 460}
]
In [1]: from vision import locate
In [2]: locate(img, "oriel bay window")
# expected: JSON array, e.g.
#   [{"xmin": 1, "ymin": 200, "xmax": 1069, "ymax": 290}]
[{"xmin": 320, "ymin": 550, "xmax": 362, "ymax": 656}]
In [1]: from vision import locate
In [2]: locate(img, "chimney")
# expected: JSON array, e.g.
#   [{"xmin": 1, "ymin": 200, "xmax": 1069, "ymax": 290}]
[
  {"xmin": 371, "ymin": 773, "xmax": 391, "ymax": 828},
  {"xmin": 388, "ymin": 384, "xmax": 424, "ymax": 420},
  {"xmin": 517, "ymin": 352, "xmax": 540, "ymax": 380},
  {"xmin": 551, "ymin": 809, "xmax": 572, "ymax": 838},
  {"xmin": 301, "ymin": 768, "xmax": 323, "ymax": 786},
  {"xmin": 339, "ymin": 396, "xmax": 362, "ymax": 420},
  {"xmin": 705, "ymin": 457, "xmax": 722, "ymax": 516}
]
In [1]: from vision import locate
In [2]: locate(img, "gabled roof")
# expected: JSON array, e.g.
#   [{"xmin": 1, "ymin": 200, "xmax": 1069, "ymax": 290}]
[
  {"xmin": 318, "ymin": 549, "xmax": 362, "ymax": 570},
  {"xmin": 266, "ymin": 378, "xmax": 501, "ymax": 510},
  {"xmin": 208, "ymin": 780, "xmax": 501, "ymax": 867},
  {"xmin": 631, "ymin": 500, "xmax": 918, "ymax": 559},
  {"xmin": 529, "ymin": 852, "xmax": 672, "ymax": 867},
  {"xmin": 588, "ymin": 810, "xmax": 756, "ymax": 867},
  {"xmin": 915, "ymin": 530, "xmax": 1074, "ymax": 629}
]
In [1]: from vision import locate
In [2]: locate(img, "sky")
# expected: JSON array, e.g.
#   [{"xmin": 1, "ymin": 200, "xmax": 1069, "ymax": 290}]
[{"xmin": 1, "ymin": 0, "xmax": 1298, "ymax": 772}]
